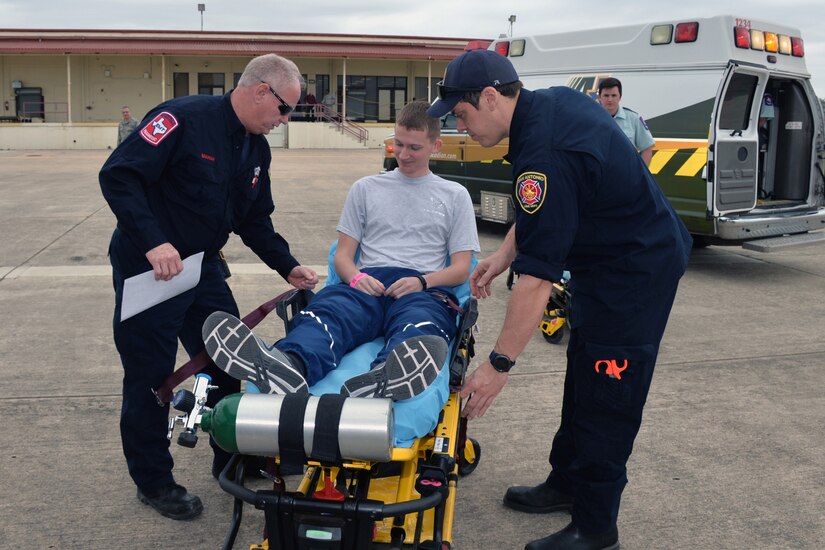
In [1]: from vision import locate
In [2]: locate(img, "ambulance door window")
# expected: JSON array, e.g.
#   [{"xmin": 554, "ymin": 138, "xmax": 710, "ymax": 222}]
[
  {"xmin": 713, "ymin": 70, "xmax": 761, "ymax": 215},
  {"xmin": 719, "ymin": 74, "xmax": 757, "ymax": 131}
]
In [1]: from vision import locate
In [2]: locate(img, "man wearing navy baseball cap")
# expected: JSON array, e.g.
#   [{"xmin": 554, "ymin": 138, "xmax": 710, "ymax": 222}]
[
  {"xmin": 427, "ymin": 49, "xmax": 519, "ymax": 119},
  {"xmin": 436, "ymin": 49, "xmax": 692, "ymax": 550}
]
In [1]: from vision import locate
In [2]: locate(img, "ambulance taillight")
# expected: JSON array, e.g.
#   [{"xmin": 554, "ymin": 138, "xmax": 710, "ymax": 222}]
[
  {"xmin": 650, "ymin": 25, "xmax": 674, "ymax": 45},
  {"xmin": 791, "ymin": 37, "xmax": 804, "ymax": 57},
  {"xmin": 778, "ymin": 35, "xmax": 792, "ymax": 55},
  {"xmin": 749, "ymin": 29, "xmax": 764, "ymax": 50},
  {"xmin": 734, "ymin": 27, "xmax": 750, "ymax": 49},
  {"xmin": 674, "ymin": 22, "xmax": 699, "ymax": 43},
  {"xmin": 494, "ymin": 41, "xmax": 509, "ymax": 57},
  {"xmin": 764, "ymin": 32, "xmax": 779, "ymax": 53}
]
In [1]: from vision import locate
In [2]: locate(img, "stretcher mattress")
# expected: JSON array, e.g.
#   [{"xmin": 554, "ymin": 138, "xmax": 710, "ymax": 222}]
[{"xmin": 249, "ymin": 245, "xmax": 471, "ymax": 448}]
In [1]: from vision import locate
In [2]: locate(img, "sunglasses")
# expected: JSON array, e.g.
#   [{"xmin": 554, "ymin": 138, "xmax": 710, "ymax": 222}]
[
  {"xmin": 261, "ymin": 81, "xmax": 294, "ymax": 116},
  {"xmin": 436, "ymin": 80, "xmax": 483, "ymax": 100}
]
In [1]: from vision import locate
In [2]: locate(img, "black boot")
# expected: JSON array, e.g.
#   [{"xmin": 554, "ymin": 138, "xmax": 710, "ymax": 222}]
[
  {"xmin": 137, "ymin": 483, "xmax": 203, "ymax": 520},
  {"xmin": 503, "ymin": 480, "xmax": 574, "ymax": 514},
  {"xmin": 525, "ymin": 522, "xmax": 619, "ymax": 550}
]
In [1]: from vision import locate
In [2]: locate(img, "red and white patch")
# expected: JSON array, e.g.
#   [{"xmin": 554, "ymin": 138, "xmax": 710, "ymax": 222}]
[
  {"xmin": 140, "ymin": 112, "xmax": 180, "ymax": 146},
  {"xmin": 516, "ymin": 171, "xmax": 547, "ymax": 214}
]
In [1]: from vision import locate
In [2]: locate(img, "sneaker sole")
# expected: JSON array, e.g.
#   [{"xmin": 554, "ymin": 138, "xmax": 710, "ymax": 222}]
[
  {"xmin": 341, "ymin": 335, "xmax": 448, "ymax": 400},
  {"xmin": 202, "ymin": 311, "xmax": 308, "ymax": 394}
]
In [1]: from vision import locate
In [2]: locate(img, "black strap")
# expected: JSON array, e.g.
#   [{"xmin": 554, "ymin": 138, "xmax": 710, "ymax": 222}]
[
  {"xmin": 311, "ymin": 394, "xmax": 346, "ymax": 464},
  {"xmin": 278, "ymin": 392, "xmax": 310, "ymax": 468}
]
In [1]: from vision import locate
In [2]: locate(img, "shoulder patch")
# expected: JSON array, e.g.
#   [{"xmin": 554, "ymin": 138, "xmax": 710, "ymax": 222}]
[
  {"xmin": 639, "ymin": 115, "xmax": 650, "ymax": 131},
  {"xmin": 139, "ymin": 111, "xmax": 180, "ymax": 146},
  {"xmin": 516, "ymin": 172, "xmax": 547, "ymax": 214}
]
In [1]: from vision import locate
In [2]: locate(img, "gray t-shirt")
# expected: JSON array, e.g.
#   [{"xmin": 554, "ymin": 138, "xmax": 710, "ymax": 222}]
[{"xmin": 337, "ymin": 169, "xmax": 480, "ymax": 273}]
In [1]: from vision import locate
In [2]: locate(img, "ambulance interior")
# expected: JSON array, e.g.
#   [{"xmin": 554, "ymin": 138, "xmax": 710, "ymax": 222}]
[{"xmin": 754, "ymin": 77, "xmax": 816, "ymax": 206}]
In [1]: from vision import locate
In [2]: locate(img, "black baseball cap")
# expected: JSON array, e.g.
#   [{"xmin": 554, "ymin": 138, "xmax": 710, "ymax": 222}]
[{"xmin": 427, "ymin": 49, "xmax": 519, "ymax": 118}]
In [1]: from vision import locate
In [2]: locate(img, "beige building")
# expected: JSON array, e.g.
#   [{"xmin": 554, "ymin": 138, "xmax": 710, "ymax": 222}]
[{"xmin": 0, "ymin": 29, "xmax": 487, "ymax": 149}]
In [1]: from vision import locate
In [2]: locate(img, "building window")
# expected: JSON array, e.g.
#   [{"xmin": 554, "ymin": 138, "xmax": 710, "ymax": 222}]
[
  {"xmin": 315, "ymin": 74, "xmax": 330, "ymax": 101},
  {"xmin": 233, "ymin": 73, "xmax": 242, "ymax": 88},
  {"xmin": 173, "ymin": 72, "xmax": 189, "ymax": 98},
  {"xmin": 337, "ymin": 75, "xmax": 406, "ymax": 122},
  {"xmin": 198, "ymin": 72, "xmax": 225, "ymax": 96},
  {"xmin": 415, "ymin": 77, "xmax": 440, "ymax": 103}
]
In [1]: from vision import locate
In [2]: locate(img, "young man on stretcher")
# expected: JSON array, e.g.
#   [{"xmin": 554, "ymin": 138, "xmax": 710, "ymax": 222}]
[{"xmin": 202, "ymin": 100, "xmax": 480, "ymax": 400}]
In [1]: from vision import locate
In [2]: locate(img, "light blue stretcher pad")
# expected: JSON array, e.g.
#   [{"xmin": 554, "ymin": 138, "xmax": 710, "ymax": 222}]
[
  {"xmin": 248, "ymin": 245, "xmax": 472, "ymax": 448},
  {"xmin": 310, "ymin": 245, "xmax": 473, "ymax": 448}
]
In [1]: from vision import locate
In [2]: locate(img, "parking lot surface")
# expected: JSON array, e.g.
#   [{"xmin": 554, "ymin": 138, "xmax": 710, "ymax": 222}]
[{"xmin": 1, "ymin": 149, "xmax": 823, "ymax": 549}]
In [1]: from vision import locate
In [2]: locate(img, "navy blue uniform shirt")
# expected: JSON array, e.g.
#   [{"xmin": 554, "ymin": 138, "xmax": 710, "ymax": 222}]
[
  {"xmin": 100, "ymin": 92, "xmax": 299, "ymax": 279},
  {"xmin": 505, "ymin": 87, "xmax": 692, "ymax": 330}
]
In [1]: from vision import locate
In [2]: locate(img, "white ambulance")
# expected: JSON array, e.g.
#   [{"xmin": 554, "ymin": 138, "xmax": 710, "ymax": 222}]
[{"xmin": 389, "ymin": 15, "xmax": 825, "ymax": 251}]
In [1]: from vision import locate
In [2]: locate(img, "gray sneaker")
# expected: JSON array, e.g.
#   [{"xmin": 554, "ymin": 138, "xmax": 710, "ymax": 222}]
[
  {"xmin": 341, "ymin": 335, "xmax": 448, "ymax": 400},
  {"xmin": 202, "ymin": 311, "xmax": 308, "ymax": 394}
]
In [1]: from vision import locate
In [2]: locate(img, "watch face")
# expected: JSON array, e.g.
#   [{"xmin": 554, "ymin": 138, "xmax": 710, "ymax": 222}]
[{"xmin": 492, "ymin": 354, "xmax": 513, "ymax": 372}]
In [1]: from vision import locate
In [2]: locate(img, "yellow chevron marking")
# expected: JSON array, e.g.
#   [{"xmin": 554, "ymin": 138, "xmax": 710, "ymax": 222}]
[
  {"xmin": 648, "ymin": 150, "xmax": 676, "ymax": 175},
  {"xmin": 675, "ymin": 148, "xmax": 708, "ymax": 177},
  {"xmin": 652, "ymin": 138, "xmax": 709, "ymax": 151}
]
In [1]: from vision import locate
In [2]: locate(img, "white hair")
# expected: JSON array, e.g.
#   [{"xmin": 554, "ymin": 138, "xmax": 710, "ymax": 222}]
[{"xmin": 237, "ymin": 53, "xmax": 304, "ymax": 91}]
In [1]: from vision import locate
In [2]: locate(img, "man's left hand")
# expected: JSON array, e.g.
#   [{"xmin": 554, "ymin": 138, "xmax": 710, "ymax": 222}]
[
  {"xmin": 384, "ymin": 276, "xmax": 424, "ymax": 299},
  {"xmin": 287, "ymin": 266, "xmax": 319, "ymax": 290},
  {"xmin": 460, "ymin": 361, "xmax": 509, "ymax": 419}
]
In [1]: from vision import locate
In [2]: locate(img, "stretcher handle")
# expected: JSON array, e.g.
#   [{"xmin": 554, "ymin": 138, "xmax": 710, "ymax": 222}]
[{"xmin": 218, "ymin": 454, "xmax": 443, "ymax": 518}]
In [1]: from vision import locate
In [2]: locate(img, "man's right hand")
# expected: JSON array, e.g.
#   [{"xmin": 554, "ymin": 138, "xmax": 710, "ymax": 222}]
[
  {"xmin": 145, "ymin": 243, "xmax": 183, "ymax": 281},
  {"xmin": 351, "ymin": 274, "xmax": 385, "ymax": 296},
  {"xmin": 470, "ymin": 254, "xmax": 511, "ymax": 299}
]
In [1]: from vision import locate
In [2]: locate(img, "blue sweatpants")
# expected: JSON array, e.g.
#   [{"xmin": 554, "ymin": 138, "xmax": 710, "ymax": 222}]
[{"xmin": 276, "ymin": 266, "xmax": 459, "ymax": 386}]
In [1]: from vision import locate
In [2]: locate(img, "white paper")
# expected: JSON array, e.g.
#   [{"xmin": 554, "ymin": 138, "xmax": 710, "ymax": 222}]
[{"xmin": 120, "ymin": 252, "xmax": 204, "ymax": 322}]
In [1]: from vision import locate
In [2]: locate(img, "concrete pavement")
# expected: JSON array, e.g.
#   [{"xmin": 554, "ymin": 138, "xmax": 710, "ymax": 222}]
[{"xmin": 0, "ymin": 149, "xmax": 823, "ymax": 549}]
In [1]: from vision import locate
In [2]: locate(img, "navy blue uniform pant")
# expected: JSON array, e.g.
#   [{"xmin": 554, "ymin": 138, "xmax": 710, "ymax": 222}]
[
  {"xmin": 277, "ymin": 266, "xmax": 459, "ymax": 386},
  {"xmin": 545, "ymin": 280, "xmax": 680, "ymax": 534},
  {"xmin": 109, "ymin": 229, "xmax": 240, "ymax": 493}
]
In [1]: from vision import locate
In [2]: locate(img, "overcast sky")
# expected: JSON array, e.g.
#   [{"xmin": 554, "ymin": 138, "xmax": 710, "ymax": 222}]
[{"xmin": 3, "ymin": 0, "xmax": 824, "ymax": 94}]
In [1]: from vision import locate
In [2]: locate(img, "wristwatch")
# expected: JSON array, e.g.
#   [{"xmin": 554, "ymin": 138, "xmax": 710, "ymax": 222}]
[{"xmin": 489, "ymin": 350, "xmax": 516, "ymax": 373}]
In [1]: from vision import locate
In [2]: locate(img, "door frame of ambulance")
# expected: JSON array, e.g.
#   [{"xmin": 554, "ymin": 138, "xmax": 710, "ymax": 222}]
[{"xmin": 709, "ymin": 63, "xmax": 769, "ymax": 216}]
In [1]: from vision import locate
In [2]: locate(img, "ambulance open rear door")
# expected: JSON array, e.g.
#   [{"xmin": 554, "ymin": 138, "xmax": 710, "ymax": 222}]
[{"xmin": 709, "ymin": 64, "xmax": 768, "ymax": 216}]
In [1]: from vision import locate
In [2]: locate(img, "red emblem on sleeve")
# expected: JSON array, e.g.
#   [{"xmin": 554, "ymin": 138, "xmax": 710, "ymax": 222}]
[
  {"xmin": 516, "ymin": 172, "xmax": 547, "ymax": 214},
  {"xmin": 140, "ymin": 112, "xmax": 179, "ymax": 146}
]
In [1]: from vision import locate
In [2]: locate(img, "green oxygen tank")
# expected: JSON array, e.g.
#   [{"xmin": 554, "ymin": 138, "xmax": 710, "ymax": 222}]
[
  {"xmin": 200, "ymin": 392, "xmax": 395, "ymax": 462},
  {"xmin": 200, "ymin": 393, "xmax": 242, "ymax": 453}
]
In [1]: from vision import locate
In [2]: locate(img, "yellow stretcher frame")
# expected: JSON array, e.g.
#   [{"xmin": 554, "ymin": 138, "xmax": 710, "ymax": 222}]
[{"xmin": 213, "ymin": 290, "xmax": 480, "ymax": 550}]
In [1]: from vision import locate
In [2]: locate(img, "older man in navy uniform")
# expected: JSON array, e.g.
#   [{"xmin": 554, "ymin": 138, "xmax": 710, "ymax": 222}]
[
  {"xmin": 428, "ymin": 50, "xmax": 691, "ymax": 549},
  {"xmin": 100, "ymin": 53, "xmax": 318, "ymax": 520}
]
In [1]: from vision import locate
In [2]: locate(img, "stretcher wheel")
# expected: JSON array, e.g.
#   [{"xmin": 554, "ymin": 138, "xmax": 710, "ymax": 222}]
[
  {"xmin": 542, "ymin": 327, "xmax": 565, "ymax": 345},
  {"xmin": 458, "ymin": 437, "xmax": 481, "ymax": 476}
]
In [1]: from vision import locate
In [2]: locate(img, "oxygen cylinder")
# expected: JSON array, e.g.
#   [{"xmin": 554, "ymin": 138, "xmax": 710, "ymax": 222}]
[{"xmin": 201, "ymin": 392, "xmax": 395, "ymax": 462}]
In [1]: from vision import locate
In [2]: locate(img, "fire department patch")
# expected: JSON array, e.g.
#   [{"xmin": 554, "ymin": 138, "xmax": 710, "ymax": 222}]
[
  {"xmin": 516, "ymin": 171, "xmax": 547, "ymax": 214},
  {"xmin": 140, "ymin": 112, "xmax": 179, "ymax": 146}
]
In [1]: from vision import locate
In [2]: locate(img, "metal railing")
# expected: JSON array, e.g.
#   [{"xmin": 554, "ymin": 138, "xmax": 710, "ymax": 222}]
[
  {"xmin": 294, "ymin": 103, "xmax": 369, "ymax": 144},
  {"xmin": 20, "ymin": 101, "xmax": 69, "ymax": 122}
]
